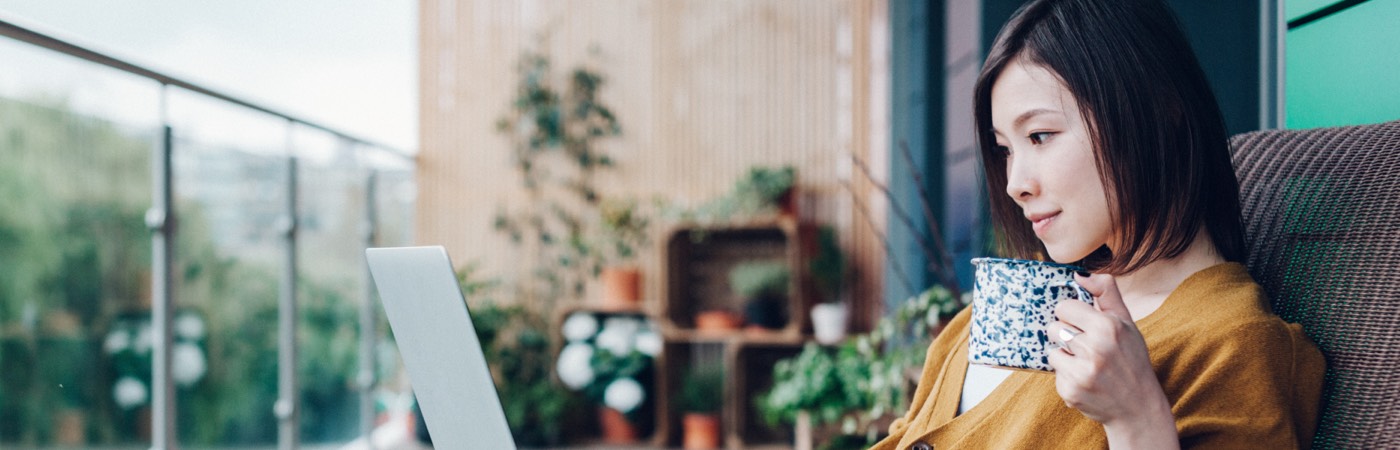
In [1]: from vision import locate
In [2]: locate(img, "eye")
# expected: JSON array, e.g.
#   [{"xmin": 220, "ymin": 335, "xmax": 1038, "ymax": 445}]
[
  {"xmin": 1028, "ymin": 131, "xmax": 1055, "ymax": 145},
  {"xmin": 994, "ymin": 144, "xmax": 1011, "ymax": 158}
]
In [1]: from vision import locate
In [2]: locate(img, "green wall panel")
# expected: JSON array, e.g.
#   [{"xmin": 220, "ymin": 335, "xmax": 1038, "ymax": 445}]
[
  {"xmin": 1286, "ymin": 0, "xmax": 1400, "ymax": 129},
  {"xmin": 1287, "ymin": 0, "xmax": 1343, "ymax": 22}
]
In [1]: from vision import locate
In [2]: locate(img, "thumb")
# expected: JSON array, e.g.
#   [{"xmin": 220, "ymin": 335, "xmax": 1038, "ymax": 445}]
[{"xmin": 1075, "ymin": 273, "xmax": 1131, "ymax": 323}]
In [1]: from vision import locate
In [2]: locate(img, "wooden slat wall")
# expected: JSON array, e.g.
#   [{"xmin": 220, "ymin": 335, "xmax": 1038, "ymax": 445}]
[{"xmin": 418, "ymin": 0, "xmax": 890, "ymax": 330}]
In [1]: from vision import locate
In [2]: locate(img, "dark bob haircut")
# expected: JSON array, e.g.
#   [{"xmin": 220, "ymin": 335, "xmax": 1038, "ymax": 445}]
[{"xmin": 974, "ymin": 0, "xmax": 1246, "ymax": 274}]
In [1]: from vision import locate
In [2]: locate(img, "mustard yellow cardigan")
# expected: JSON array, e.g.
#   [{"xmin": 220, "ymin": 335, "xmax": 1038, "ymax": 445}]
[{"xmin": 871, "ymin": 263, "xmax": 1325, "ymax": 450}]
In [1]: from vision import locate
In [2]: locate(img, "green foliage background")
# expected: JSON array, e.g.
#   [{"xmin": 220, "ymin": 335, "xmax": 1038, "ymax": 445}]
[
  {"xmin": 457, "ymin": 265, "xmax": 583, "ymax": 447},
  {"xmin": 0, "ymin": 97, "xmax": 380, "ymax": 446}
]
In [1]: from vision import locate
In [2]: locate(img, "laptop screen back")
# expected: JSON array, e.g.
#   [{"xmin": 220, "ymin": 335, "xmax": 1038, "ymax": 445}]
[{"xmin": 366, "ymin": 246, "xmax": 515, "ymax": 450}]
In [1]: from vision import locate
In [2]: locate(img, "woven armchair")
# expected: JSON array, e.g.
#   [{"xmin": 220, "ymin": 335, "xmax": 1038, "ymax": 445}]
[{"xmin": 1230, "ymin": 120, "xmax": 1400, "ymax": 449}]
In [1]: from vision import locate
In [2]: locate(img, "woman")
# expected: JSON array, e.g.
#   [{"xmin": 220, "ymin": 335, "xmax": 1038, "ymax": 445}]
[{"xmin": 871, "ymin": 0, "xmax": 1325, "ymax": 448}]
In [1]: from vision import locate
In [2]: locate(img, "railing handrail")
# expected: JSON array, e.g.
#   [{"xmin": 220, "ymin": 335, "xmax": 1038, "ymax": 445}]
[{"xmin": 0, "ymin": 12, "xmax": 414, "ymax": 161}]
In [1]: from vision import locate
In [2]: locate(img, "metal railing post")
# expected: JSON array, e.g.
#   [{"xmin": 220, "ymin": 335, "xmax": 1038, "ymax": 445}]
[
  {"xmin": 1259, "ymin": 0, "xmax": 1286, "ymax": 129},
  {"xmin": 276, "ymin": 123, "xmax": 301, "ymax": 450},
  {"xmin": 359, "ymin": 169, "xmax": 379, "ymax": 449},
  {"xmin": 146, "ymin": 84, "xmax": 178, "ymax": 450}
]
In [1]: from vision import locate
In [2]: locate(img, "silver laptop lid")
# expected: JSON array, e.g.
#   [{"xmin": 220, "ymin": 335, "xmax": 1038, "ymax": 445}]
[{"xmin": 366, "ymin": 246, "xmax": 516, "ymax": 450}]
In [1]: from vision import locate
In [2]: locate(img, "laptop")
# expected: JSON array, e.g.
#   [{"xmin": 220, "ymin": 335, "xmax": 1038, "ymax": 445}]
[{"xmin": 366, "ymin": 246, "xmax": 516, "ymax": 450}]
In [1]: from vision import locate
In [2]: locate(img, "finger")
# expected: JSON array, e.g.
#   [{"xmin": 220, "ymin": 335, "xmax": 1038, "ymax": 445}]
[
  {"xmin": 1058, "ymin": 326, "xmax": 1081, "ymax": 345},
  {"xmin": 1055, "ymin": 299, "xmax": 1123, "ymax": 343},
  {"xmin": 1053, "ymin": 298, "xmax": 1103, "ymax": 329},
  {"xmin": 1048, "ymin": 320, "xmax": 1082, "ymax": 352},
  {"xmin": 1046, "ymin": 341, "xmax": 1075, "ymax": 371},
  {"xmin": 1075, "ymin": 273, "xmax": 1132, "ymax": 323}
]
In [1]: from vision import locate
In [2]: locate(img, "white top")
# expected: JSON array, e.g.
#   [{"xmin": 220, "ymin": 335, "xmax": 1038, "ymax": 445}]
[{"xmin": 959, "ymin": 364, "xmax": 1014, "ymax": 415}]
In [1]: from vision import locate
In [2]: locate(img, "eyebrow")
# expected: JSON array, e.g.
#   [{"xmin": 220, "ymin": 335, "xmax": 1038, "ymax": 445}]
[{"xmin": 991, "ymin": 108, "xmax": 1060, "ymax": 137}]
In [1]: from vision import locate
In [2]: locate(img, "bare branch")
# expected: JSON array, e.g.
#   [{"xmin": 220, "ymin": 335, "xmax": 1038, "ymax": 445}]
[
  {"xmin": 849, "ymin": 151, "xmax": 961, "ymax": 296},
  {"xmin": 839, "ymin": 178, "xmax": 919, "ymax": 300},
  {"xmin": 898, "ymin": 141, "xmax": 961, "ymax": 295}
]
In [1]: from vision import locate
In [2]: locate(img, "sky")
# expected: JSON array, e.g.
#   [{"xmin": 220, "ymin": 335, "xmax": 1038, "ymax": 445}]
[{"xmin": 0, "ymin": 0, "xmax": 418, "ymax": 153}]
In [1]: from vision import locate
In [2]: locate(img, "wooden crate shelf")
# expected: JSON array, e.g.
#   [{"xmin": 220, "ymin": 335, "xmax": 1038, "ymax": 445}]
[
  {"xmin": 549, "ymin": 219, "xmax": 827, "ymax": 448},
  {"xmin": 726, "ymin": 340, "xmax": 805, "ymax": 449},
  {"xmin": 660, "ymin": 328, "xmax": 802, "ymax": 345},
  {"xmin": 651, "ymin": 336, "xmax": 807, "ymax": 449},
  {"xmin": 653, "ymin": 339, "xmax": 729, "ymax": 447},
  {"xmin": 661, "ymin": 219, "xmax": 809, "ymax": 337}
]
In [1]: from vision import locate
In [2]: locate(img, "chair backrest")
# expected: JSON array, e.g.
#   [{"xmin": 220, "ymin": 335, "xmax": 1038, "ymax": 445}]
[{"xmin": 1230, "ymin": 120, "xmax": 1400, "ymax": 449}]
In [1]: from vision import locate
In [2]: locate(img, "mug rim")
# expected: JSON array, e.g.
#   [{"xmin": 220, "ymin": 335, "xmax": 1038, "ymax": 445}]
[{"xmin": 971, "ymin": 257, "xmax": 1086, "ymax": 272}]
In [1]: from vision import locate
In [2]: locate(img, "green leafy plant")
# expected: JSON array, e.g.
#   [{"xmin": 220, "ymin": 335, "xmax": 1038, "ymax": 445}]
[
  {"xmin": 492, "ymin": 48, "xmax": 624, "ymax": 306},
  {"xmin": 669, "ymin": 165, "xmax": 797, "ymax": 226},
  {"xmin": 809, "ymin": 226, "xmax": 847, "ymax": 304},
  {"xmin": 587, "ymin": 347, "xmax": 652, "ymax": 403},
  {"xmin": 757, "ymin": 285, "xmax": 968, "ymax": 446},
  {"xmin": 557, "ymin": 313, "xmax": 659, "ymax": 423},
  {"xmin": 458, "ymin": 265, "xmax": 580, "ymax": 447},
  {"xmin": 733, "ymin": 165, "xmax": 796, "ymax": 210},
  {"xmin": 757, "ymin": 343, "xmax": 867, "ymax": 427},
  {"xmin": 677, "ymin": 366, "xmax": 724, "ymax": 414},
  {"xmin": 728, "ymin": 261, "xmax": 790, "ymax": 300},
  {"xmin": 595, "ymin": 197, "xmax": 652, "ymax": 266},
  {"xmin": 730, "ymin": 261, "xmax": 792, "ymax": 328}
]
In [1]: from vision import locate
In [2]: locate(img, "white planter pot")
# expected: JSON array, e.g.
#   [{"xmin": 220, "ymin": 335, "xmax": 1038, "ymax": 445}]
[{"xmin": 811, "ymin": 302, "xmax": 848, "ymax": 345}]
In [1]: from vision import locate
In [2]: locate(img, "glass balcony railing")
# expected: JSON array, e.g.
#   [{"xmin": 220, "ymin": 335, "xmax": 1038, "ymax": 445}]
[{"xmin": 0, "ymin": 15, "xmax": 414, "ymax": 449}]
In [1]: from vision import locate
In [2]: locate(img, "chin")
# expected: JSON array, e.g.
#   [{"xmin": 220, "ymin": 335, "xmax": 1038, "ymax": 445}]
[{"xmin": 1042, "ymin": 243, "xmax": 1095, "ymax": 265}]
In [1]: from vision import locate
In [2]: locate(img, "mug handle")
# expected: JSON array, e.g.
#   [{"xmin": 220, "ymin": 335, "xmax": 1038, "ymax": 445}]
[
  {"xmin": 1046, "ymin": 279, "xmax": 1094, "ymax": 352},
  {"xmin": 1051, "ymin": 279, "xmax": 1095, "ymax": 306}
]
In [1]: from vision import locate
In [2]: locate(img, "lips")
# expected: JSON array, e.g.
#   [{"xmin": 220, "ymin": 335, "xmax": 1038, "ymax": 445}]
[{"xmin": 1028, "ymin": 211, "xmax": 1060, "ymax": 235}]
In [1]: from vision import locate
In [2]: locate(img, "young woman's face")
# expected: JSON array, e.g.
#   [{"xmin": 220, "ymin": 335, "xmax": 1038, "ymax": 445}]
[{"xmin": 990, "ymin": 59, "xmax": 1115, "ymax": 263}]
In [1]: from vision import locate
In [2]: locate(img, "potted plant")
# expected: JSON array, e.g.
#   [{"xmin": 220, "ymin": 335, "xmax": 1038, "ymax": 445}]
[
  {"xmin": 727, "ymin": 261, "xmax": 790, "ymax": 331},
  {"xmin": 493, "ymin": 48, "xmax": 624, "ymax": 309},
  {"xmin": 676, "ymin": 165, "xmax": 798, "ymax": 225},
  {"xmin": 915, "ymin": 285, "xmax": 967, "ymax": 335},
  {"xmin": 677, "ymin": 365, "xmax": 724, "ymax": 449},
  {"xmin": 808, "ymin": 226, "xmax": 849, "ymax": 344},
  {"xmin": 461, "ymin": 265, "xmax": 584, "ymax": 446},
  {"xmin": 757, "ymin": 284, "xmax": 968, "ymax": 448},
  {"xmin": 732, "ymin": 165, "xmax": 797, "ymax": 218},
  {"xmin": 594, "ymin": 197, "xmax": 652, "ymax": 308},
  {"xmin": 556, "ymin": 313, "xmax": 661, "ymax": 443},
  {"xmin": 756, "ymin": 343, "xmax": 869, "ymax": 450}
]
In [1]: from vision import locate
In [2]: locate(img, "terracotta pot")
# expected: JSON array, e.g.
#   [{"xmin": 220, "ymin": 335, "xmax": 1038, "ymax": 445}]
[
  {"xmin": 778, "ymin": 187, "xmax": 797, "ymax": 218},
  {"xmin": 682, "ymin": 412, "xmax": 722, "ymax": 449},
  {"xmin": 598, "ymin": 406, "xmax": 639, "ymax": 444},
  {"xmin": 694, "ymin": 310, "xmax": 743, "ymax": 332},
  {"xmin": 600, "ymin": 267, "xmax": 642, "ymax": 308}
]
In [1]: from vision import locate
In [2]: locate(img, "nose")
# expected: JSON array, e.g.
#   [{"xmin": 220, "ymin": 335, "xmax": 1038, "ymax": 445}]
[{"xmin": 1004, "ymin": 152, "xmax": 1037, "ymax": 202}]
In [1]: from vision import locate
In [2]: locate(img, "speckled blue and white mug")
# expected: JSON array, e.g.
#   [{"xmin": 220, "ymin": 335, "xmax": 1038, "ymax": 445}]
[{"xmin": 969, "ymin": 257, "xmax": 1095, "ymax": 372}]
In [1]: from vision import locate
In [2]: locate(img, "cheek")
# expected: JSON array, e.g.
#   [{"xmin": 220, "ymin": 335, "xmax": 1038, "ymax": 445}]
[
  {"xmin": 1059, "ymin": 146, "xmax": 1115, "ymax": 249},
  {"xmin": 1079, "ymin": 174, "xmax": 1116, "ymax": 245}
]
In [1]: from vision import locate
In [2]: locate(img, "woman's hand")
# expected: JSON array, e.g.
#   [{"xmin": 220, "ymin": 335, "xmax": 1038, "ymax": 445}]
[{"xmin": 1047, "ymin": 273, "xmax": 1179, "ymax": 449}]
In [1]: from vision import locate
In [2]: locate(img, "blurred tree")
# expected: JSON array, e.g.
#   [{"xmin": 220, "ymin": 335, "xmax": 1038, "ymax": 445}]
[{"xmin": 0, "ymin": 96, "xmax": 371, "ymax": 446}]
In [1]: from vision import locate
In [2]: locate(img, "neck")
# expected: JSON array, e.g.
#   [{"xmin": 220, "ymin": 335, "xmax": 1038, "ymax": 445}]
[{"xmin": 1112, "ymin": 229, "xmax": 1227, "ymax": 321}]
